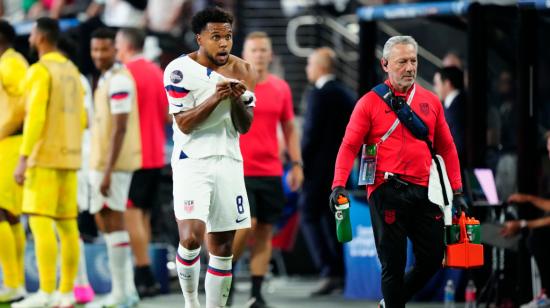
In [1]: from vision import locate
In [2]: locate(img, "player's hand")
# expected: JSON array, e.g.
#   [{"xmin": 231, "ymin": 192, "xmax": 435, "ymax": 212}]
[
  {"xmin": 286, "ymin": 164, "xmax": 303, "ymax": 192},
  {"xmin": 329, "ymin": 186, "xmax": 349, "ymax": 214},
  {"xmin": 13, "ymin": 156, "xmax": 27, "ymax": 186},
  {"xmin": 100, "ymin": 173, "xmax": 111, "ymax": 197},
  {"xmin": 229, "ymin": 80, "xmax": 247, "ymax": 100},
  {"xmin": 452, "ymin": 194, "xmax": 469, "ymax": 218},
  {"xmin": 500, "ymin": 220, "xmax": 521, "ymax": 237},
  {"xmin": 508, "ymin": 193, "xmax": 532, "ymax": 204},
  {"xmin": 215, "ymin": 81, "xmax": 232, "ymax": 101}
]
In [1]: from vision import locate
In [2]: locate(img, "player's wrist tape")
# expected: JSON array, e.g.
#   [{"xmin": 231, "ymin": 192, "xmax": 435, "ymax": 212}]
[{"xmin": 520, "ymin": 219, "xmax": 528, "ymax": 229}]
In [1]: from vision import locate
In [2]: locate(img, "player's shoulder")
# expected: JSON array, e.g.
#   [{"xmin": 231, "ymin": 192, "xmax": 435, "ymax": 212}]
[
  {"xmin": 229, "ymin": 55, "xmax": 253, "ymax": 74},
  {"xmin": 266, "ymin": 74, "xmax": 291, "ymax": 91},
  {"xmin": 165, "ymin": 54, "xmax": 191, "ymax": 72}
]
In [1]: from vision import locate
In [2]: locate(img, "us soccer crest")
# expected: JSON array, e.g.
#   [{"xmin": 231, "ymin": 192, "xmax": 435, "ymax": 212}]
[
  {"xmin": 184, "ymin": 200, "xmax": 194, "ymax": 213},
  {"xmin": 420, "ymin": 102, "xmax": 430, "ymax": 116}
]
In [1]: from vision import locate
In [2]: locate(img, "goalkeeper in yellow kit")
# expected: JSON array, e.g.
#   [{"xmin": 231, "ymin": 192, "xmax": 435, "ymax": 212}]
[
  {"xmin": 12, "ymin": 17, "xmax": 85, "ymax": 308},
  {"xmin": 0, "ymin": 20, "xmax": 28, "ymax": 304}
]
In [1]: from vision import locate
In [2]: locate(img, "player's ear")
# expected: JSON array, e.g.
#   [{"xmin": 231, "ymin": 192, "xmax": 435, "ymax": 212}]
[{"xmin": 196, "ymin": 34, "xmax": 201, "ymax": 46}]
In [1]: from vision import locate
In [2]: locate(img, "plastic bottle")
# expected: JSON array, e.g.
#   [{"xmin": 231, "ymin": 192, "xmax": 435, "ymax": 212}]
[
  {"xmin": 335, "ymin": 195, "xmax": 352, "ymax": 243},
  {"xmin": 465, "ymin": 280, "xmax": 477, "ymax": 308},
  {"xmin": 444, "ymin": 279, "xmax": 455, "ymax": 308}
]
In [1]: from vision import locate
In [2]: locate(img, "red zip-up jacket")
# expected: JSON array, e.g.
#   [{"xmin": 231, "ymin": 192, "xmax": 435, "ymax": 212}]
[{"xmin": 332, "ymin": 81, "xmax": 462, "ymax": 197}]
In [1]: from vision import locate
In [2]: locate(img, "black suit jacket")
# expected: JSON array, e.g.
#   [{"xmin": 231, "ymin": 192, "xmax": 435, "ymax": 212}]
[
  {"xmin": 301, "ymin": 79, "xmax": 356, "ymax": 187},
  {"xmin": 444, "ymin": 91, "xmax": 466, "ymax": 160}
]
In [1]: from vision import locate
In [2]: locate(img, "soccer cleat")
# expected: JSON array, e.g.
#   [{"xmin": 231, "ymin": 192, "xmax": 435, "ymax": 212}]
[
  {"xmin": 11, "ymin": 290, "xmax": 54, "ymax": 308},
  {"xmin": 520, "ymin": 293, "xmax": 550, "ymax": 308},
  {"xmin": 0, "ymin": 286, "xmax": 26, "ymax": 303},
  {"xmin": 74, "ymin": 284, "xmax": 95, "ymax": 304},
  {"xmin": 51, "ymin": 292, "xmax": 76, "ymax": 308},
  {"xmin": 92, "ymin": 293, "xmax": 138, "ymax": 308}
]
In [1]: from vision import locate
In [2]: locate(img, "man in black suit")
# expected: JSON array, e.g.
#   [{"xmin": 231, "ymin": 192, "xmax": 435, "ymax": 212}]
[
  {"xmin": 433, "ymin": 66, "xmax": 466, "ymax": 160},
  {"xmin": 300, "ymin": 47, "xmax": 356, "ymax": 296}
]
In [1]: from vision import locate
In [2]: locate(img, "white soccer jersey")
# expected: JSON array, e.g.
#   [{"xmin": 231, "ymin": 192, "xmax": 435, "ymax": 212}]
[{"xmin": 163, "ymin": 55, "xmax": 255, "ymax": 163}]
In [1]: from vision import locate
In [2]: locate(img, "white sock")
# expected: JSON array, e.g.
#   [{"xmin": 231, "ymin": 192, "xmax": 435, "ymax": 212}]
[
  {"xmin": 75, "ymin": 238, "xmax": 90, "ymax": 286},
  {"xmin": 205, "ymin": 254, "xmax": 232, "ymax": 308},
  {"xmin": 176, "ymin": 245, "xmax": 201, "ymax": 307},
  {"xmin": 125, "ymin": 256, "xmax": 137, "ymax": 296},
  {"xmin": 105, "ymin": 231, "xmax": 131, "ymax": 300}
]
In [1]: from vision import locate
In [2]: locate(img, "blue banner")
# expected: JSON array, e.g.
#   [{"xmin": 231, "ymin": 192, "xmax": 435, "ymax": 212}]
[
  {"xmin": 357, "ymin": 1, "xmax": 470, "ymax": 22},
  {"xmin": 518, "ymin": 0, "xmax": 550, "ymax": 9}
]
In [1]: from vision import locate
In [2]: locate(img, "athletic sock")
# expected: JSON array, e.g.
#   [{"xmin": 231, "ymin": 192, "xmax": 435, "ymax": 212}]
[
  {"xmin": 29, "ymin": 216, "xmax": 58, "ymax": 293},
  {"xmin": 125, "ymin": 256, "xmax": 137, "ymax": 296},
  {"xmin": 0, "ymin": 221, "xmax": 18, "ymax": 288},
  {"xmin": 105, "ymin": 231, "xmax": 131, "ymax": 300},
  {"xmin": 56, "ymin": 219, "xmax": 80, "ymax": 293},
  {"xmin": 251, "ymin": 275, "xmax": 265, "ymax": 301},
  {"xmin": 75, "ymin": 237, "xmax": 90, "ymax": 286},
  {"xmin": 11, "ymin": 222, "xmax": 25, "ymax": 287},
  {"xmin": 205, "ymin": 254, "xmax": 232, "ymax": 308},
  {"xmin": 176, "ymin": 245, "xmax": 201, "ymax": 307}
]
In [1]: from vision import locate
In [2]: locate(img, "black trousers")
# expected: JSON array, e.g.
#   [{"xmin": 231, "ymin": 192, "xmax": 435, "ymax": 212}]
[
  {"xmin": 299, "ymin": 180, "xmax": 344, "ymax": 278},
  {"xmin": 528, "ymin": 226, "xmax": 550, "ymax": 294},
  {"xmin": 368, "ymin": 181, "xmax": 445, "ymax": 308}
]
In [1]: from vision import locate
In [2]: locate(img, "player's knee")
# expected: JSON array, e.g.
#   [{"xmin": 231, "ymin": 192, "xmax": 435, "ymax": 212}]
[
  {"xmin": 179, "ymin": 234, "xmax": 203, "ymax": 250},
  {"xmin": 211, "ymin": 241, "xmax": 233, "ymax": 257}
]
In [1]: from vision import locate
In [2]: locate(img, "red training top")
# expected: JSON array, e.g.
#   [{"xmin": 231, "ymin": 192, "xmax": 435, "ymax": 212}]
[
  {"xmin": 332, "ymin": 81, "xmax": 462, "ymax": 197},
  {"xmin": 240, "ymin": 74, "xmax": 294, "ymax": 177},
  {"xmin": 125, "ymin": 58, "xmax": 168, "ymax": 169}
]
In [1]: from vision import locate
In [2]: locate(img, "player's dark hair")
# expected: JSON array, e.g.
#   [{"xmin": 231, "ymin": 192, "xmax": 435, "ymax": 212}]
[
  {"xmin": 0, "ymin": 20, "xmax": 16, "ymax": 45},
  {"xmin": 438, "ymin": 66, "xmax": 464, "ymax": 90},
  {"xmin": 91, "ymin": 27, "xmax": 116, "ymax": 41},
  {"xmin": 118, "ymin": 27, "xmax": 145, "ymax": 51},
  {"xmin": 35, "ymin": 17, "xmax": 60, "ymax": 45},
  {"xmin": 191, "ymin": 7, "xmax": 234, "ymax": 34}
]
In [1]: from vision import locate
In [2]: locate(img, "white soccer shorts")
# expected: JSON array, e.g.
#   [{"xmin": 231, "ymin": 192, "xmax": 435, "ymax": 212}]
[
  {"xmin": 88, "ymin": 170, "xmax": 133, "ymax": 214},
  {"xmin": 172, "ymin": 155, "xmax": 251, "ymax": 232}
]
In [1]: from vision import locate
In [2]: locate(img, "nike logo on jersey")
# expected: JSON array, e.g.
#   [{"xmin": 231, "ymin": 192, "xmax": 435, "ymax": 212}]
[
  {"xmin": 172, "ymin": 103, "xmax": 183, "ymax": 108},
  {"xmin": 236, "ymin": 217, "xmax": 248, "ymax": 223}
]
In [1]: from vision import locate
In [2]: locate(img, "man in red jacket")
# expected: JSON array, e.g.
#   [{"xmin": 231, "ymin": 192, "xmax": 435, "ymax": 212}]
[
  {"xmin": 115, "ymin": 27, "xmax": 168, "ymax": 297},
  {"xmin": 330, "ymin": 36, "xmax": 463, "ymax": 308}
]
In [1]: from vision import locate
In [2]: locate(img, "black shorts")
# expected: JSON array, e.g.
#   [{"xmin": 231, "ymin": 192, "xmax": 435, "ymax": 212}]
[
  {"xmin": 128, "ymin": 168, "xmax": 162, "ymax": 210},
  {"xmin": 245, "ymin": 176, "xmax": 285, "ymax": 224}
]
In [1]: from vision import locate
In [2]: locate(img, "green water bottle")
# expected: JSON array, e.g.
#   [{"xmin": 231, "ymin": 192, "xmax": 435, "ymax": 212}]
[{"xmin": 335, "ymin": 195, "xmax": 352, "ymax": 243}]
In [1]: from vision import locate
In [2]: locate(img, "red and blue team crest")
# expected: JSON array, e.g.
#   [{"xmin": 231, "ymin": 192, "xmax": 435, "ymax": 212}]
[
  {"xmin": 184, "ymin": 200, "xmax": 194, "ymax": 213},
  {"xmin": 420, "ymin": 102, "xmax": 430, "ymax": 116},
  {"xmin": 384, "ymin": 209, "xmax": 396, "ymax": 224},
  {"xmin": 110, "ymin": 91, "xmax": 129, "ymax": 101}
]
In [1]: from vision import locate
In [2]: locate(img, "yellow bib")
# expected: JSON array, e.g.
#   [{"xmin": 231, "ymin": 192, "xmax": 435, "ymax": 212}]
[
  {"xmin": 27, "ymin": 59, "xmax": 84, "ymax": 169},
  {"xmin": 90, "ymin": 66, "xmax": 142, "ymax": 171},
  {"xmin": 0, "ymin": 49, "xmax": 28, "ymax": 140}
]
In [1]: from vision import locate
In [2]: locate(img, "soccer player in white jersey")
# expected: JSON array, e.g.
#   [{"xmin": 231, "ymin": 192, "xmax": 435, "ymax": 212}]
[
  {"xmin": 88, "ymin": 28, "xmax": 141, "ymax": 307},
  {"xmin": 163, "ymin": 7, "xmax": 256, "ymax": 308}
]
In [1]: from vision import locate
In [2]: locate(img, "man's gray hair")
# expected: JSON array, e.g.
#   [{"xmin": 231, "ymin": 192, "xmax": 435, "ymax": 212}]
[{"xmin": 382, "ymin": 36, "xmax": 418, "ymax": 60}]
